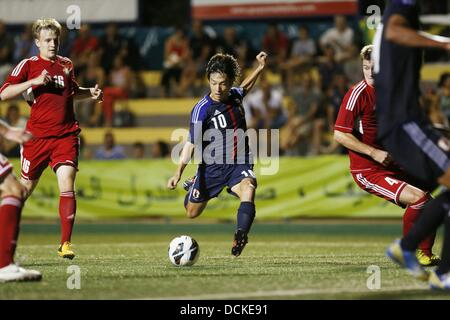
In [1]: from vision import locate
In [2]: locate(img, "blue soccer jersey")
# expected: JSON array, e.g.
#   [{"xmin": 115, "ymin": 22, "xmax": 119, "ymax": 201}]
[{"xmin": 189, "ymin": 87, "xmax": 252, "ymax": 164}]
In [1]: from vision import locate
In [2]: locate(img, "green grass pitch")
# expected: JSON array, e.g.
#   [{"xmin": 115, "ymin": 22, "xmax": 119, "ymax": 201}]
[{"xmin": 1, "ymin": 221, "xmax": 450, "ymax": 300}]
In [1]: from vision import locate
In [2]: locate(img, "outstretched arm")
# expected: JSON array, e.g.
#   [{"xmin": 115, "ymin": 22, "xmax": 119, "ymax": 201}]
[
  {"xmin": 385, "ymin": 14, "xmax": 450, "ymax": 50},
  {"xmin": 167, "ymin": 141, "xmax": 195, "ymax": 190},
  {"xmin": 75, "ymin": 84, "xmax": 103, "ymax": 101},
  {"xmin": 240, "ymin": 51, "xmax": 267, "ymax": 95}
]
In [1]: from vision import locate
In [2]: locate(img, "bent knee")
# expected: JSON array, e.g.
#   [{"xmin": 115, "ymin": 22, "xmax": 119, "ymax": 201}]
[
  {"xmin": 186, "ymin": 206, "xmax": 200, "ymax": 219},
  {"xmin": 240, "ymin": 179, "xmax": 257, "ymax": 193},
  {"xmin": 410, "ymin": 190, "xmax": 429, "ymax": 204}
]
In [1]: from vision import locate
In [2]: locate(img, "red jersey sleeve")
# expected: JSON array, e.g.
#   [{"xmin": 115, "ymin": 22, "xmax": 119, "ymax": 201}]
[
  {"xmin": 0, "ymin": 58, "xmax": 30, "ymax": 94},
  {"xmin": 334, "ymin": 82, "xmax": 365, "ymax": 133}
]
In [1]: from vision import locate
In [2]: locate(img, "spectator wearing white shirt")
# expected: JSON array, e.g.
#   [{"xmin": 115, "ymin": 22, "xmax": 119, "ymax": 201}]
[
  {"xmin": 243, "ymin": 77, "xmax": 287, "ymax": 130},
  {"xmin": 281, "ymin": 26, "xmax": 317, "ymax": 92},
  {"xmin": 319, "ymin": 15, "xmax": 354, "ymax": 63}
]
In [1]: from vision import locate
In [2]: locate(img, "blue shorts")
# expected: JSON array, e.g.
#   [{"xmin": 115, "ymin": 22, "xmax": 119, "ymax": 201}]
[{"xmin": 188, "ymin": 164, "xmax": 257, "ymax": 203}]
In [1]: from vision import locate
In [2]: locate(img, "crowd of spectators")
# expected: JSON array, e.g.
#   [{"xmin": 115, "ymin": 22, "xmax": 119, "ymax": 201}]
[{"xmin": 0, "ymin": 16, "xmax": 448, "ymax": 158}]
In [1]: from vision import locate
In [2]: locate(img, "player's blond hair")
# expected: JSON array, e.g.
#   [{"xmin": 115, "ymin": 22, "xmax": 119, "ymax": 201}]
[
  {"xmin": 32, "ymin": 18, "xmax": 61, "ymax": 39},
  {"xmin": 360, "ymin": 45, "xmax": 373, "ymax": 61}
]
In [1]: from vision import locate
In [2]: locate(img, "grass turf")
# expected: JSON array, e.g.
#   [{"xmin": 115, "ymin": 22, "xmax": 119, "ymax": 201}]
[{"xmin": 1, "ymin": 221, "xmax": 450, "ymax": 300}]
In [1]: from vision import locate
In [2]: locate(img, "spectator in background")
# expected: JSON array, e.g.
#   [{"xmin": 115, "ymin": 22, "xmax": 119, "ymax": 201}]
[
  {"xmin": 281, "ymin": 25, "xmax": 317, "ymax": 92},
  {"xmin": 151, "ymin": 140, "xmax": 170, "ymax": 158},
  {"xmin": 177, "ymin": 20, "xmax": 216, "ymax": 96},
  {"xmin": 262, "ymin": 23, "xmax": 288, "ymax": 73},
  {"xmin": 216, "ymin": 27, "xmax": 248, "ymax": 69},
  {"xmin": 94, "ymin": 131, "xmax": 126, "ymax": 160},
  {"xmin": 132, "ymin": 141, "xmax": 146, "ymax": 159},
  {"xmin": 75, "ymin": 52, "xmax": 105, "ymax": 127},
  {"xmin": 244, "ymin": 76, "xmax": 287, "ymax": 130},
  {"xmin": 0, "ymin": 104, "xmax": 28, "ymax": 157},
  {"xmin": 99, "ymin": 23, "xmax": 129, "ymax": 73},
  {"xmin": 438, "ymin": 73, "xmax": 450, "ymax": 123},
  {"xmin": 160, "ymin": 26, "xmax": 189, "ymax": 97},
  {"xmin": 102, "ymin": 55, "xmax": 132, "ymax": 127},
  {"xmin": 13, "ymin": 24, "xmax": 38, "ymax": 63},
  {"xmin": 317, "ymin": 45, "xmax": 344, "ymax": 91},
  {"xmin": 281, "ymin": 72, "xmax": 326, "ymax": 155},
  {"xmin": 342, "ymin": 43, "xmax": 363, "ymax": 85},
  {"xmin": 319, "ymin": 15, "xmax": 354, "ymax": 63},
  {"xmin": 70, "ymin": 24, "xmax": 99, "ymax": 72},
  {"xmin": 0, "ymin": 21, "xmax": 14, "ymax": 84}
]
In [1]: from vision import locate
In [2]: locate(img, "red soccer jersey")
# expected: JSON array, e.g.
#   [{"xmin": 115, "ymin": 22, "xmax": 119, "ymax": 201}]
[
  {"xmin": 0, "ymin": 55, "xmax": 80, "ymax": 138},
  {"xmin": 334, "ymin": 80, "xmax": 382, "ymax": 172}
]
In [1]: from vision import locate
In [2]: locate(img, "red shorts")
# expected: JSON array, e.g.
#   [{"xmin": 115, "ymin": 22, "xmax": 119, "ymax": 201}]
[
  {"xmin": 0, "ymin": 153, "xmax": 13, "ymax": 180},
  {"xmin": 20, "ymin": 133, "xmax": 80, "ymax": 180},
  {"xmin": 352, "ymin": 169, "xmax": 413, "ymax": 207}
]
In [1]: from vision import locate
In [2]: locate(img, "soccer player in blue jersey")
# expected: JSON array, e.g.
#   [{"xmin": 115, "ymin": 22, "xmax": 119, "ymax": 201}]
[
  {"xmin": 168, "ymin": 51, "xmax": 267, "ymax": 256},
  {"xmin": 373, "ymin": 0, "xmax": 450, "ymax": 289}
]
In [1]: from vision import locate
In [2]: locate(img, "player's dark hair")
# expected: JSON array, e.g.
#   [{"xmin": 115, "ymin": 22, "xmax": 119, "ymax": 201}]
[
  {"xmin": 360, "ymin": 45, "xmax": 373, "ymax": 61},
  {"xmin": 206, "ymin": 53, "xmax": 241, "ymax": 85}
]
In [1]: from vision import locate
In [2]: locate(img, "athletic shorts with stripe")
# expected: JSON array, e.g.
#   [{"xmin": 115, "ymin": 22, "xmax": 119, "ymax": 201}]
[
  {"xmin": 188, "ymin": 164, "xmax": 256, "ymax": 203},
  {"xmin": 21, "ymin": 133, "xmax": 80, "ymax": 181},
  {"xmin": 380, "ymin": 120, "xmax": 450, "ymax": 192},
  {"xmin": 352, "ymin": 168, "xmax": 417, "ymax": 208}
]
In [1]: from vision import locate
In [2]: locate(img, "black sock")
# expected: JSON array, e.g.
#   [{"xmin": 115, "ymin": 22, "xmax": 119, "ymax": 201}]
[
  {"xmin": 401, "ymin": 191, "xmax": 450, "ymax": 251},
  {"xmin": 436, "ymin": 212, "xmax": 450, "ymax": 275},
  {"xmin": 236, "ymin": 202, "xmax": 255, "ymax": 233}
]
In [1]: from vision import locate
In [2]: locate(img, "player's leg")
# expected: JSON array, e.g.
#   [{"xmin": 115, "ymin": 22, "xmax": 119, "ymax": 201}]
[
  {"xmin": 397, "ymin": 184, "xmax": 438, "ymax": 265},
  {"xmin": 55, "ymin": 165, "xmax": 77, "ymax": 259},
  {"xmin": 428, "ymin": 206, "xmax": 450, "ymax": 289},
  {"xmin": 50, "ymin": 134, "xmax": 80, "ymax": 259},
  {"xmin": 228, "ymin": 166, "xmax": 257, "ymax": 257},
  {"xmin": 352, "ymin": 170, "xmax": 437, "ymax": 266},
  {"xmin": 185, "ymin": 200, "xmax": 208, "ymax": 219},
  {"xmin": 20, "ymin": 178, "xmax": 40, "ymax": 198},
  {"xmin": 0, "ymin": 169, "xmax": 41, "ymax": 282},
  {"xmin": 388, "ymin": 190, "xmax": 450, "ymax": 283},
  {"xmin": 183, "ymin": 165, "xmax": 223, "ymax": 219}
]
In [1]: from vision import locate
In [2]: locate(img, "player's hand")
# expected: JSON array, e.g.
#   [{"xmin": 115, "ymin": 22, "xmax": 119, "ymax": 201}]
[
  {"xmin": 256, "ymin": 51, "xmax": 267, "ymax": 69},
  {"xmin": 370, "ymin": 149, "xmax": 393, "ymax": 167},
  {"xmin": 31, "ymin": 70, "xmax": 52, "ymax": 86},
  {"xmin": 90, "ymin": 84, "xmax": 103, "ymax": 102},
  {"xmin": 167, "ymin": 174, "xmax": 181, "ymax": 190},
  {"xmin": 4, "ymin": 127, "xmax": 32, "ymax": 144}
]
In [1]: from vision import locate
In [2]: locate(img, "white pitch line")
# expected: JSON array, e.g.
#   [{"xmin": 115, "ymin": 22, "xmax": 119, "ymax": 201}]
[{"xmin": 138, "ymin": 284, "xmax": 429, "ymax": 300}]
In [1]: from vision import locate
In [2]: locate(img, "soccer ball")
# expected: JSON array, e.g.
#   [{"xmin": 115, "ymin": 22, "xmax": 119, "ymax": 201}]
[{"xmin": 168, "ymin": 235, "xmax": 200, "ymax": 266}]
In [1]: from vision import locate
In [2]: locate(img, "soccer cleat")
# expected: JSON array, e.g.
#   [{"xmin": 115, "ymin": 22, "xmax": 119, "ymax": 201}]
[
  {"xmin": 429, "ymin": 270, "xmax": 450, "ymax": 290},
  {"xmin": 386, "ymin": 239, "xmax": 429, "ymax": 281},
  {"xmin": 183, "ymin": 176, "xmax": 196, "ymax": 192},
  {"xmin": 0, "ymin": 263, "xmax": 42, "ymax": 283},
  {"xmin": 58, "ymin": 241, "xmax": 75, "ymax": 260},
  {"xmin": 231, "ymin": 229, "xmax": 248, "ymax": 257},
  {"xmin": 416, "ymin": 249, "xmax": 441, "ymax": 267}
]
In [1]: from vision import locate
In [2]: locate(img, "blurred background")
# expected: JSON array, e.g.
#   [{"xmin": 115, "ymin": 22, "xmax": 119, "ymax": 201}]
[{"xmin": 0, "ymin": 0, "xmax": 448, "ymax": 220}]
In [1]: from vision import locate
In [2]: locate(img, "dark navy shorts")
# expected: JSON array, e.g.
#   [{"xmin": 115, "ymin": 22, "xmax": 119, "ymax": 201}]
[
  {"xmin": 380, "ymin": 120, "xmax": 450, "ymax": 191},
  {"xmin": 188, "ymin": 163, "xmax": 257, "ymax": 203}
]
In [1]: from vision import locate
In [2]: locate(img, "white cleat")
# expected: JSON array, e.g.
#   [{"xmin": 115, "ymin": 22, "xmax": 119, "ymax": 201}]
[{"xmin": 0, "ymin": 263, "xmax": 42, "ymax": 283}]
